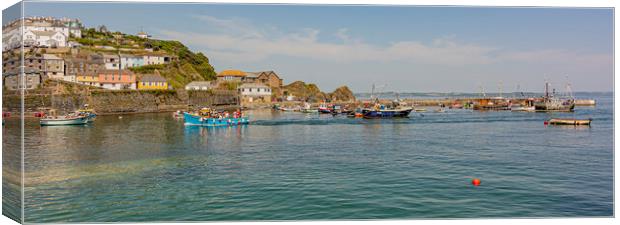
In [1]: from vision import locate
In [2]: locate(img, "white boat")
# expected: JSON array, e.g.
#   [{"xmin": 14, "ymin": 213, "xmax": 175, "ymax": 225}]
[
  {"xmin": 510, "ymin": 104, "xmax": 535, "ymax": 112},
  {"xmin": 41, "ymin": 115, "xmax": 89, "ymax": 126}
]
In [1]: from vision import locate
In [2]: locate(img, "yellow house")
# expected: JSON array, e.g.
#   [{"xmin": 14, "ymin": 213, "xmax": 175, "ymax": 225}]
[
  {"xmin": 138, "ymin": 74, "xmax": 168, "ymax": 90},
  {"xmin": 76, "ymin": 74, "xmax": 99, "ymax": 87}
]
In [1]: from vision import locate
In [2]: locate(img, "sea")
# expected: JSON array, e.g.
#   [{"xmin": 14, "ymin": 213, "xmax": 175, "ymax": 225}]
[{"xmin": 2, "ymin": 92, "xmax": 613, "ymax": 222}]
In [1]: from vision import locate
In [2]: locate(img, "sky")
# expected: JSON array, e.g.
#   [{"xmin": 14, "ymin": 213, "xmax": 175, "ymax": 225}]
[{"xmin": 15, "ymin": 2, "xmax": 614, "ymax": 93}]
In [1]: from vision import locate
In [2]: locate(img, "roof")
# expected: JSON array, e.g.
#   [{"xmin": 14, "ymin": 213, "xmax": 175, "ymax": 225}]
[
  {"xmin": 245, "ymin": 72, "xmax": 261, "ymax": 78},
  {"xmin": 3, "ymin": 67, "xmax": 42, "ymax": 75},
  {"xmin": 101, "ymin": 53, "xmax": 119, "ymax": 58},
  {"xmin": 239, "ymin": 83, "xmax": 270, "ymax": 89},
  {"xmin": 99, "ymin": 69, "xmax": 134, "ymax": 75},
  {"xmin": 186, "ymin": 81, "xmax": 213, "ymax": 87},
  {"xmin": 120, "ymin": 54, "xmax": 141, "ymax": 58},
  {"xmin": 30, "ymin": 30, "xmax": 62, "ymax": 37},
  {"xmin": 140, "ymin": 74, "xmax": 167, "ymax": 82},
  {"xmin": 218, "ymin": 69, "xmax": 246, "ymax": 77},
  {"xmin": 43, "ymin": 54, "xmax": 62, "ymax": 60},
  {"xmin": 137, "ymin": 52, "xmax": 169, "ymax": 57}
]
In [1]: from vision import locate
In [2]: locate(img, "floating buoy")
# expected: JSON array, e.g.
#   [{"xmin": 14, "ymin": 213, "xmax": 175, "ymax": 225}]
[{"xmin": 472, "ymin": 178, "xmax": 481, "ymax": 186}]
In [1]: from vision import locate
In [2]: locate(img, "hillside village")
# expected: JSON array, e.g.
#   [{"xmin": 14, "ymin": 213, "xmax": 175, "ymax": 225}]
[{"xmin": 1, "ymin": 16, "xmax": 355, "ymax": 108}]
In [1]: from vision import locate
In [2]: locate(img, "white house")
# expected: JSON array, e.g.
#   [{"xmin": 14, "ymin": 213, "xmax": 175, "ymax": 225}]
[
  {"xmin": 142, "ymin": 54, "xmax": 170, "ymax": 65},
  {"xmin": 2, "ymin": 17, "xmax": 79, "ymax": 50},
  {"xmin": 238, "ymin": 83, "xmax": 272, "ymax": 103},
  {"xmin": 185, "ymin": 81, "xmax": 214, "ymax": 90},
  {"xmin": 23, "ymin": 30, "xmax": 67, "ymax": 48},
  {"xmin": 120, "ymin": 54, "xmax": 145, "ymax": 68},
  {"xmin": 102, "ymin": 54, "xmax": 121, "ymax": 70},
  {"xmin": 137, "ymin": 31, "xmax": 149, "ymax": 39}
]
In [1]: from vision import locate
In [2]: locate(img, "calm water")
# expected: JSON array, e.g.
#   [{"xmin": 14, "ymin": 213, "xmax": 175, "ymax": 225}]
[{"xmin": 3, "ymin": 93, "xmax": 613, "ymax": 222}]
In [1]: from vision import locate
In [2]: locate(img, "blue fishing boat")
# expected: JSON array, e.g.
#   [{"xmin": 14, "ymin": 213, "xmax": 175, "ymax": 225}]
[
  {"xmin": 76, "ymin": 105, "xmax": 97, "ymax": 122},
  {"xmin": 183, "ymin": 112, "xmax": 249, "ymax": 127},
  {"xmin": 360, "ymin": 87, "xmax": 413, "ymax": 118},
  {"xmin": 361, "ymin": 107, "xmax": 413, "ymax": 118}
]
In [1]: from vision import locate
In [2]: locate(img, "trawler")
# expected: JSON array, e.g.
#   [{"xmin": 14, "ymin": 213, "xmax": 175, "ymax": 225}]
[{"xmin": 534, "ymin": 82, "xmax": 575, "ymax": 112}]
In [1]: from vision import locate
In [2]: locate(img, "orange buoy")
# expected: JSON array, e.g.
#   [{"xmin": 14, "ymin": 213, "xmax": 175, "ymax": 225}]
[{"xmin": 472, "ymin": 178, "xmax": 481, "ymax": 186}]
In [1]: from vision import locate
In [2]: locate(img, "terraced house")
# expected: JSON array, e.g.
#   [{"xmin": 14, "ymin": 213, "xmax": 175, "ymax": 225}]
[
  {"xmin": 67, "ymin": 56, "xmax": 104, "ymax": 85},
  {"xmin": 102, "ymin": 53, "xmax": 121, "ymax": 70},
  {"xmin": 120, "ymin": 54, "xmax": 144, "ymax": 69},
  {"xmin": 42, "ymin": 54, "xmax": 65, "ymax": 80},
  {"xmin": 138, "ymin": 74, "xmax": 168, "ymax": 90},
  {"xmin": 2, "ymin": 16, "xmax": 82, "ymax": 51},
  {"xmin": 98, "ymin": 69, "xmax": 136, "ymax": 90}
]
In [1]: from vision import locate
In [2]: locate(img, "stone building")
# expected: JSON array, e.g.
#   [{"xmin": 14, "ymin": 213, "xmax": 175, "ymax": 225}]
[
  {"xmin": 67, "ymin": 55, "xmax": 105, "ymax": 84},
  {"xmin": 2, "ymin": 68, "xmax": 42, "ymax": 90},
  {"xmin": 43, "ymin": 54, "xmax": 65, "ymax": 80}
]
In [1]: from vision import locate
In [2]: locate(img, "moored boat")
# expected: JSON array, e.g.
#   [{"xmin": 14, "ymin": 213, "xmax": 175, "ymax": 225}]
[
  {"xmin": 318, "ymin": 104, "xmax": 331, "ymax": 114},
  {"xmin": 76, "ymin": 109, "xmax": 97, "ymax": 122},
  {"xmin": 534, "ymin": 82, "xmax": 575, "ymax": 112},
  {"xmin": 301, "ymin": 108, "xmax": 318, "ymax": 113},
  {"xmin": 546, "ymin": 118, "xmax": 592, "ymax": 126},
  {"xmin": 40, "ymin": 109, "xmax": 89, "ymax": 126},
  {"xmin": 510, "ymin": 104, "xmax": 535, "ymax": 112},
  {"xmin": 362, "ymin": 107, "xmax": 413, "ymax": 118},
  {"xmin": 40, "ymin": 115, "xmax": 89, "ymax": 126}
]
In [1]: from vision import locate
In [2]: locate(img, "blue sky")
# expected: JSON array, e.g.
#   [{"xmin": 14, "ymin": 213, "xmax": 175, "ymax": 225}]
[{"xmin": 18, "ymin": 2, "xmax": 613, "ymax": 93}]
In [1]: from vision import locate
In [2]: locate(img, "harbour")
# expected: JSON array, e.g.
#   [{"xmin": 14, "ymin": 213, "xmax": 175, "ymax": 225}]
[{"xmin": 2, "ymin": 92, "xmax": 613, "ymax": 222}]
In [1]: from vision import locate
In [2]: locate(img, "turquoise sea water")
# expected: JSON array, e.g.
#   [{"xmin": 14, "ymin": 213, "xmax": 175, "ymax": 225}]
[{"xmin": 2, "ymin": 92, "xmax": 613, "ymax": 222}]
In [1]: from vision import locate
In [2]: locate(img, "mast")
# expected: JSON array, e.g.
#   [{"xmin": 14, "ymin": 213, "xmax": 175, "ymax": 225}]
[
  {"xmin": 370, "ymin": 83, "xmax": 375, "ymax": 101},
  {"xmin": 499, "ymin": 81, "xmax": 503, "ymax": 98}
]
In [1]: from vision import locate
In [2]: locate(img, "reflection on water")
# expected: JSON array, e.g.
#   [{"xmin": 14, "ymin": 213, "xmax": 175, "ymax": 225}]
[
  {"xmin": 3, "ymin": 93, "xmax": 613, "ymax": 222},
  {"xmin": 3, "ymin": 116, "xmax": 22, "ymax": 222}
]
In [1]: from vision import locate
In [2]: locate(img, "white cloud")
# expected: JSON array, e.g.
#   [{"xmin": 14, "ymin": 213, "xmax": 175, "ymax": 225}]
[{"xmin": 158, "ymin": 14, "xmax": 611, "ymax": 70}]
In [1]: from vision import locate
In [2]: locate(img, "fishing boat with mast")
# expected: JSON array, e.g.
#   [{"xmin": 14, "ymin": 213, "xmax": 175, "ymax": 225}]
[
  {"xmin": 40, "ymin": 109, "xmax": 89, "ymax": 126},
  {"xmin": 534, "ymin": 81, "xmax": 575, "ymax": 112},
  {"xmin": 359, "ymin": 85, "xmax": 413, "ymax": 119}
]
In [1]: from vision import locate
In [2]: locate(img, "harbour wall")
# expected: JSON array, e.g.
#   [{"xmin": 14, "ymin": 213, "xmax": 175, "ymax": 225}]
[{"xmin": 2, "ymin": 89, "xmax": 239, "ymax": 116}]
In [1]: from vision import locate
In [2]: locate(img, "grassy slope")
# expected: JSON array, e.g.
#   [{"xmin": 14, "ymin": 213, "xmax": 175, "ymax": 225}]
[{"xmin": 73, "ymin": 28, "xmax": 217, "ymax": 89}]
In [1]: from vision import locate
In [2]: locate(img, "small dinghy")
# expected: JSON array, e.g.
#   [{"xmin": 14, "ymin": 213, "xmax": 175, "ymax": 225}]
[{"xmin": 546, "ymin": 118, "xmax": 592, "ymax": 126}]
